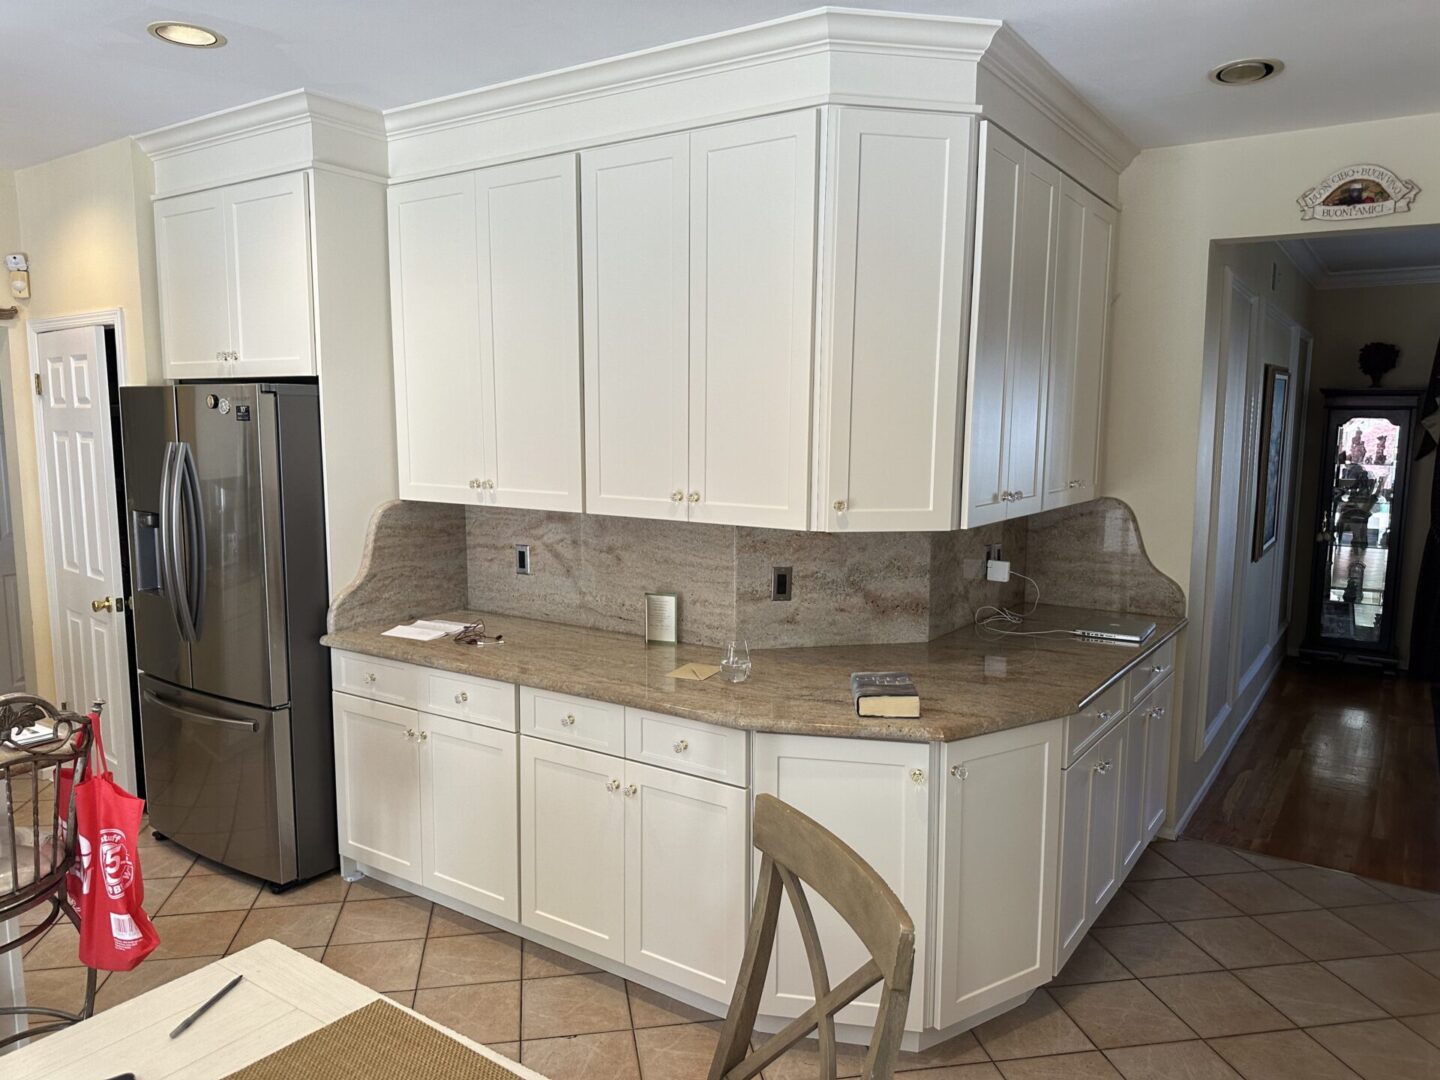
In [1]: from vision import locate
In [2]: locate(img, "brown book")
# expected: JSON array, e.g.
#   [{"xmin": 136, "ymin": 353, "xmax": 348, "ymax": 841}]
[
  {"xmin": 856, "ymin": 695, "xmax": 921, "ymax": 718},
  {"xmin": 851, "ymin": 671, "xmax": 921, "ymax": 718}
]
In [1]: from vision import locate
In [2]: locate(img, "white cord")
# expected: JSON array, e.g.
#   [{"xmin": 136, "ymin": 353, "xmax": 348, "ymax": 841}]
[{"xmin": 975, "ymin": 572, "xmax": 1074, "ymax": 636}]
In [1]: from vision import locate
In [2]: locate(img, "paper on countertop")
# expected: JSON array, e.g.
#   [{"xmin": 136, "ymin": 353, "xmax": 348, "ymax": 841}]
[
  {"xmin": 383, "ymin": 624, "xmax": 449, "ymax": 642},
  {"xmin": 411, "ymin": 619, "xmax": 470, "ymax": 634},
  {"xmin": 668, "ymin": 663, "xmax": 722, "ymax": 681}
]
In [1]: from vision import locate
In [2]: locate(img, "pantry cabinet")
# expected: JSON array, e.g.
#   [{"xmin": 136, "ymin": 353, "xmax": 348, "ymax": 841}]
[
  {"xmin": 155, "ymin": 172, "xmax": 314, "ymax": 379},
  {"xmin": 390, "ymin": 155, "xmax": 583, "ymax": 510}
]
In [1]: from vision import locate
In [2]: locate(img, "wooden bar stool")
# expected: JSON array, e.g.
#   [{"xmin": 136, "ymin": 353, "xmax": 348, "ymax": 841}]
[{"xmin": 707, "ymin": 794, "xmax": 916, "ymax": 1080}]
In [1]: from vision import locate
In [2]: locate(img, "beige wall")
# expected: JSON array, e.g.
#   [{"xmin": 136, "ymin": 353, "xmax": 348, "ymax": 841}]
[
  {"xmin": 1290, "ymin": 281, "xmax": 1439, "ymax": 666},
  {"xmin": 2, "ymin": 138, "xmax": 159, "ymax": 697}
]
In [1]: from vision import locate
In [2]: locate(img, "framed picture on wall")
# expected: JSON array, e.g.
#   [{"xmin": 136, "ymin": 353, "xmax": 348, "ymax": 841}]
[{"xmin": 1252, "ymin": 364, "xmax": 1292, "ymax": 560}]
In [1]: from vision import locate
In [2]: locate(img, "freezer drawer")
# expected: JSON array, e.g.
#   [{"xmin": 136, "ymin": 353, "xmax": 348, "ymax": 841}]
[{"xmin": 139, "ymin": 675, "xmax": 296, "ymax": 884}]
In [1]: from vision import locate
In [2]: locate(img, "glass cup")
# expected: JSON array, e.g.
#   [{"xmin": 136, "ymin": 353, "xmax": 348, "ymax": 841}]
[{"xmin": 720, "ymin": 639, "xmax": 752, "ymax": 683}]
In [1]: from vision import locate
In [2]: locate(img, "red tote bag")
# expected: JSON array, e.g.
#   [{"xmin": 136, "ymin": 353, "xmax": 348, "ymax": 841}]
[{"xmin": 57, "ymin": 711, "xmax": 160, "ymax": 971}]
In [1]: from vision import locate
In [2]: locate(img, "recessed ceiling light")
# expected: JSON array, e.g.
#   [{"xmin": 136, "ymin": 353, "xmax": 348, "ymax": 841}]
[
  {"xmin": 147, "ymin": 21, "xmax": 227, "ymax": 48},
  {"xmin": 1208, "ymin": 58, "xmax": 1283, "ymax": 86}
]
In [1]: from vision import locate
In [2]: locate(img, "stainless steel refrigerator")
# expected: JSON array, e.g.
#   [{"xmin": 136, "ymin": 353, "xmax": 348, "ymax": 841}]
[{"xmin": 119, "ymin": 382, "xmax": 335, "ymax": 885}]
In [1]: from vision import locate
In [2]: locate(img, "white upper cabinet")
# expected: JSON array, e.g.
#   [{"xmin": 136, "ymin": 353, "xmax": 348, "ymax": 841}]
[
  {"xmin": 1043, "ymin": 177, "xmax": 1116, "ymax": 510},
  {"xmin": 155, "ymin": 172, "xmax": 314, "ymax": 380},
  {"xmin": 391, "ymin": 155, "xmax": 583, "ymax": 510},
  {"xmin": 820, "ymin": 109, "xmax": 974, "ymax": 532},
  {"xmin": 687, "ymin": 111, "xmax": 817, "ymax": 530},
  {"xmin": 580, "ymin": 135, "xmax": 691, "ymax": 521}
]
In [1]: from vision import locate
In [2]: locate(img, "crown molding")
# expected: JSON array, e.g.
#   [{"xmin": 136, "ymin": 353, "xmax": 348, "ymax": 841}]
[
  {"xmin": 1316, "ymin": 263, "xmax": 1440, "ymax": 289},
  {"xmin": 1278, "ymin": 239, "xmax": 1326, "ymax": 287},
  {"xmin": 978, "ymin": 25, "xmax": 1138, "ymax": 175},
  {"xmin": 138, "ymin": 89, "xmax": 385, "ymax": 158}
]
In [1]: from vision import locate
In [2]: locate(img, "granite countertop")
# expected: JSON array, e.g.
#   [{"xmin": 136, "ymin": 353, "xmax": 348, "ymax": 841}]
[{"xmin": 322, "ymin": 605, "xmax": 1185, "ymax": 743}]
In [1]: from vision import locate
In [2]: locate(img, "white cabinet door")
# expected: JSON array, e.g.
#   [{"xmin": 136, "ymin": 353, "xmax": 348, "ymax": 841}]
[
  {"xmin": 687, "ymin": 112, "xmax": 817, "ymax": 529},
  {"xmin": 333, "ymin": 692, "xmax": 422, "ymax": 883},
  {"xmin": 155, "ymin": 188, "xmax": 231, "ymax": 380},
  {"xmin": 624, "ymin": 759, "xmax": 747, "ymax": 1002},
  {"xmin": 1055, "ymin": 720, "xmax": 1125, "ymax": 967},
  {"xmin": 519, "ymin": 737, "xmax": 626, "ymax": 961},
  {"xmin": 1117, "ymin": 712, "xmax": 1146, "ymax": 873},
  {"xmin": 420, "ymin": 713, "xmax": 519, "ymax": 922},
  {"xmin": 821, "ymin": 109, "xmax": 974, "ymax": 532},
  {"xmin": 752, "ymin": 734, "xmax": 929, "ymax": 1032},
  {"xmin": 581, "ymin": 135, "xmax": 690, "ymax": 521},
  {"xmin": 962, "ymin": 124, "xmax": 1024, "ymax": 527},
  {"xmin": 475, "ymin": 155, "xmax": 583, "ymax": 511},
  {"xmin": 389, "ymin": 173, "xmax": 486, "ymax": 503},
  {"xmin": 1140, "ymin": 677, "xmax": 1175, "ymax": 839},
  {"xmin": 1043, "ymin": 178, "xmax": 1115, "ymax": 510},
  {"xmin": 225, "ymin": 172, "xmax": 315, "ymax": 377},
  {"xmin": 934, "ymin": 720, "xmax": 1061, "ymax": 1027}
]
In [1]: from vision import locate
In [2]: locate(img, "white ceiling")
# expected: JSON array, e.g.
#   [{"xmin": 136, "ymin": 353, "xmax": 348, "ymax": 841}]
[
  {"xmin": 3, "ymin": 1, "xmax": 1440, "ymax": 170},
  {"xmin": 1282, "ymin": 225, "xmax": 1440, "ymax": 289}
]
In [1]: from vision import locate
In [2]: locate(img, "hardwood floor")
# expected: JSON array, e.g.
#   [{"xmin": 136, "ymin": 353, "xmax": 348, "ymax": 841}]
[{"xmin": 1186, "ymin": 662, "xmax": 1440, "ymax": 891}]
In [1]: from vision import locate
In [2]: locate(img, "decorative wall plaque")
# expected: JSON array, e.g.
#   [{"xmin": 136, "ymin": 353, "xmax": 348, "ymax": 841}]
[{"xmin": 1297, "ymin": 164, "xmax": 1420, "ymax": 221}]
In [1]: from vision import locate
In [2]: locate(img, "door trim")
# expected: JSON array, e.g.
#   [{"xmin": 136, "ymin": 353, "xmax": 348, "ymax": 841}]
[{"xmin": 27, "ymin": 308, "xmax": 138, "ymax": 790}]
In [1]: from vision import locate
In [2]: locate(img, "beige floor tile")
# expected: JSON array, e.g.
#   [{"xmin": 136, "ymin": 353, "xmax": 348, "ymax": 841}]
[
  {"xmin": 762, "ymin": 1035, "xmax": 874, "ymax": 1079},
  {"xmin": 138, "ymin": 842, "xmax": 196, "ymax": 878},
  {"xmin": 227, "ymin": 902, "xmax": 340, "ymax": 953},
  {"xmin": 1130, "ymin": 849, "xmax": 1187, "ymax": 880},
  {"xmin": 95, "ymin": 956, "xmax": 217, "ymax": 1011},
  {"xmin": 155, "ymin": 871, "xmax": 262, "ymax": 915},
  {"xmin": 491, "ymin": 1042, "xmax": 522, "ymax": 1062},
  {"xmin": 1409, "ymin": 951, "xmax": 1440, "ymax": 977},
  {"xmin": 523, "ymin": 971, "xmax": 633, "ymax": 1040},
  {"xmin": 894, "ymin": 1030, "xmax": 989, "ymax": 1071},
  {"xmin": 1128, "ymin": 878, "xmax": 1242, "ymax": 922},
  {"xmin": 1268, "ymin": 869, "xmax": 1389, "ymax": 909},
  {"xmin": 1368, "ymin": 880, "xmax": 1440, "ymax": 903},
  {"xmin": 523, "ymin": 1029, "xmax": 641, "ymax": 1080},
  {"xmin": 1400, "ymin": 1013, "xmax": 1440, "ymax": 1049},
  {"xmin": 1172, "ymin": 917, "xmax": 1306, "ymax": 969},
  {"xmin": 428, "ymin": 905, "xmax": 503, "ymax": 937},
  {"xmin": 1195, "ymin": 873, "xmax": 1318, "ymax": 915},
  {"xmin": 762, "ymin": 1028, "xmax": 986, "ymax": 1078},
  {"xmin": 322, "ymin": 938, "xmax": 425, "ymax": 992},
  {"xmin": 142, "ymin": 876, "xmax": 183, "ymax": 916},
  {"xmin": 1208, "ymin": 1029, "xmax": 1360, "ymax": 1079},
  {"xmin": 524, "ymin": 939, "xmax": 603, "ymax": 979},
  {"xmin": 1049, "ymin": 980, "xmax": 1194, "ymax": 1049},
  {"xmin": 1331, "ymin": 903, "xmax": 1440, "ymax": 953},
  {"xmin": 293, "ymin": 946, "xmax": 326, "ymax": 961},
  {"xmin": 627, "ymin": 980, "xmax": 718, "ymax": 1028},
  {"xmin": 973, "ymin": 988, "xmax": 1093, "ymax": 1060},
  {"xmin": 1235, "ymin": 963, "xmax": 1388, "ymax": 1027},
  {"xmin": 1323, "ymin": 955, "xmax": 1440, "ymax": 1016},
  {"xmin": 996, "ymin": 1051, "xmax": 1122, "ymax": 1078},
  {"xmin": 344, "ymin": 876, "xmax": 409, "ymax": 901},
  {"xmin": 893, "ymin": 1067, "xmax": 999, "ymax": 1079},
  {"xmin": 384, "ymin": 990, "xmax": 416, "ymax": 1007},
  {"xmin": 414, "ymin": 980, "xmax": 521, "ymax": 1045},
  {"xmin": 1141, "ymin": 971, "xmax": 1291, "ymax": 1037},
  {"xmin": 1094, "ymin": 891, "xmax": 1166, "ymax": 928},
  {"xmin": 1093, "ymin": 923, "xmax": 1222, "ymax": 978},
  {"xmin": 22, "ymin": 922, "xmax": 82, "ymax": 969},
  {"xmin": 634, "ymin": 1020, "xmax": 722, "ymax": 1080},
  {"xmin": 18, "ymin": 965, "xmax": 105, "ymax": 1014},
  {"xmin": 1155, "ymin": 841, "xmax": 1254, "ymax": 877},
  {"xmin": 150, "ymin": 910, "xmax": 246, "ymax": 959},
  {"xmin": 1052, "ymin": 937, "xmax": 1133, "ymax": 985},
  {"xmin": 1306, "ymin": 1018, "xmax": 1440, "ymax": 1080},
  {"xmin": 1233, "ymin": 850, "xmax": 1310, "ymax": 872},
  {"xmin": 328, "ymin": 896, "xmax": 432, "ymax": 944},
  {"xmin": 251, "ymin": 872, "xmax": 349, "ymax": 908},
  {"xmin": 1254, "ymin": 911, "xmax": 1391, "ymax": 961},
  {"xmin": 417, "ymin": 931, "xmax": 523, "ymax": 988},
  {"xmin": 1103, "ymin": 1040, "xmax": 1240, "ymax": 1079}
]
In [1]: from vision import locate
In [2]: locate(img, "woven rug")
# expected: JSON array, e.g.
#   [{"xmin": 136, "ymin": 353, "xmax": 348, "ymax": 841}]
[{"xmin": 222, "ymin": 1000, "xmax": 527, "ymax": 1080}]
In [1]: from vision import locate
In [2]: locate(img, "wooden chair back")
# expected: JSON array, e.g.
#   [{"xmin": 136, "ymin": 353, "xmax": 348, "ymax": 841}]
[{"xmin": 707, "ymin": 794, "xmax": 916, "ymax": 1080}]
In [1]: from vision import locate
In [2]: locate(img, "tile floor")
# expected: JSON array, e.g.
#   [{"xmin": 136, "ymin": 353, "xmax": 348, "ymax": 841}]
[{"xmin": 14, "ymin": 825, "xmax": 1440, "ymax": 1079}]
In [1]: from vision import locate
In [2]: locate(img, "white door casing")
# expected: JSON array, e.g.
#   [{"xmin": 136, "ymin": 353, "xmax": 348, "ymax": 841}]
[
  {"xmin": 29, "ymin": 319, "xmax": 135, "ymax": 790},
  {"xmin": 0, "ymin": 393, "xmax": 24, "ymax": 692}
]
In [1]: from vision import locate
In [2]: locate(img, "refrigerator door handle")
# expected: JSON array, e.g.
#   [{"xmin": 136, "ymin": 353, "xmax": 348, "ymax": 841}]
[
  {"xmin": 142, "ymin": 690, "xmax": 261, "ymax": 733},
  {"xmin": 177, "ymin": 441, "xmax": 207, "ymax": 638},
  {"xmin": 156, "ymin": 442, "xmax": 189, "ymax": 640},
  {"xmin": 165, "ymin": 442, "xmax": 198, "ymax": 643}
]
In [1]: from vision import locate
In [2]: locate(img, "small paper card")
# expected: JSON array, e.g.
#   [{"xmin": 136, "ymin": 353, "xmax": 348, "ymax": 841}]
[
  {"xmin": 383, "ymin": 624, "xmax": 448, "ymax": 642},
  {"xmin": 668, "ymin": 663, "xmax": 721, "ymax": 681}
]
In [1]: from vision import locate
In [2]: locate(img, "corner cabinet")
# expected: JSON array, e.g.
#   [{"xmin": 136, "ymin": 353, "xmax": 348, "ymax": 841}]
[
  {"xmin": 389, "ymin": 155, "xmax": 584, "ymax": 510},
  {"xmin": 155, "ymin": 172, "xmax": 315, "ymax": 379},
  {"xmin": 580, "ymin": 112, "xmax": 818, "ymax": 529}
]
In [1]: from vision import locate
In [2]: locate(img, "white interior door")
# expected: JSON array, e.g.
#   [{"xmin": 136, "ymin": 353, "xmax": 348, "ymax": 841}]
[
  {"xmin": 0, "ymin": 396, "xmax": 24, "ymax": 692},
  {"xmin": 33, "ymin": 324, "xmax": 135, "ymax": 790}
]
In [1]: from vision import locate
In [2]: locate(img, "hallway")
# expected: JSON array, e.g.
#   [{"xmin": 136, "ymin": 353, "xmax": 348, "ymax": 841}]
[{"xmin": 1187, "ymin": 663, "xmax": 1440, "ymax": 891}]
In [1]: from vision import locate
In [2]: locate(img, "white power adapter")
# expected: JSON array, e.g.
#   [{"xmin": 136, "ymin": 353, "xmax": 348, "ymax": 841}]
[{"xmin": 986, "ymin": 558, "xmax": 1011, "ymax": 583}]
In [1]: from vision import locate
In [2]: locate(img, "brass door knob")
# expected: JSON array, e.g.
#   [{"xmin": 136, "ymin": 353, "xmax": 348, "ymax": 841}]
[{"xmin": 91, "ymin": 597, "xmax": 115, "ymax": 613}]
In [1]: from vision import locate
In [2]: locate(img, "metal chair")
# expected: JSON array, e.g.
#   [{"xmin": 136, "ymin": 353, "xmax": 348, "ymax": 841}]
[
  {"xmin": 0, "ymin": 695, "xmax": 98, "ymax": 1046},
  {"xmin": 707, "ymin": 794, "xmax": 916, "ymax": 1080}
]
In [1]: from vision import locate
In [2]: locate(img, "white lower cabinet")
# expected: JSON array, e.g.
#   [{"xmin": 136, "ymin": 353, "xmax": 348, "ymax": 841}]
[
  {"xmin": 333, "ymin": 693, "xmax": 423, "ymax": 881},
  {"xmin": 1139, "ymin": 677, "xmax": 1176, "ymax": 837},
  {"xmin": 1117, "ymin": 708, "xmax": 1146, "ymax": 873},
  {"xmin": 1056, "ymin": 719, "xmax": 1124, "ymax": 966},
  {"xmin": 934, "ymin": 719, "xmax": 1062, "ymax": 1027},
  {"xmin": 751, "ymin": 734, "xmax": 930, "ymax": 1031}
]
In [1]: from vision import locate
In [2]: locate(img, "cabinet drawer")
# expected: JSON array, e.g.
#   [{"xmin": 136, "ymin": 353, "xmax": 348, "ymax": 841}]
[
  {"xmin": 1125, "ymin": 636, "xmax": 1177, "ymax": 708},
  {"xmin": 1063, "ymin": 679, "xmax": 1126, "ymax": 768},
  {"xmin": 521, "ymin": 687, "xmax": 625, "ymax": 755},
  {"xmin": 624, "ymin": 709, "xmax": 747, "ymax": 786},
  {"xmin": 332, "ymin": 651, "xmax": 418, "ymax": 707},
  {"xmin": 424, "ymin": 671, "xmax": 518, "ymax": 731}
]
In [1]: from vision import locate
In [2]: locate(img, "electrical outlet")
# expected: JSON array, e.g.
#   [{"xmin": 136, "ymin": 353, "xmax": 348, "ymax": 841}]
[
  {"xmin": 515, "ymin": 544, "xmax": 532, "ymax": 575},
  {"xmin": 771, "ymin": 565, "xmax": 793, "ymax": 601},
  {"xmin": 985, "ymin": 543, "xmax": 1003, "ymax": 564}
]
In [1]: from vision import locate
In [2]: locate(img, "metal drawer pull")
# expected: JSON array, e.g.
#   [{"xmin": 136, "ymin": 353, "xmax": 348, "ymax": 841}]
[
  {"xmin": 560, "ymin": 714, "xmax": 577, "ymax": 727},
  {"xmin": 910, "ymin": 768, "xmax": 926, "ymax": 784},
  {"xmin": 1094, "ymin": 760, "xmax": 1113, "ymax": 773},
  {"xmin": 606, "ymin": 779, "xmax": 621, "ymax": 792},
  {"xmin": 455, "ymin": 691, "xmax": 469, "ymax": 704},
  {"xmin": 950, "ymin": 765, "xmax": 968, "ymax": 781},
  {"xmin": 142, "ymin": 691, "xmax": 260, "ymax": 733},
  {"xmin": 624, "ymin": 784, "xmax": 638, "ymax": 798},
  {"xmin": 673, "ymin": 739, "xmax": 689, "ymax": 754}
]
